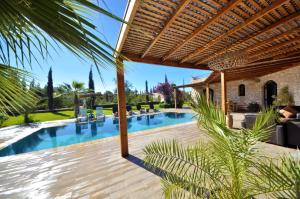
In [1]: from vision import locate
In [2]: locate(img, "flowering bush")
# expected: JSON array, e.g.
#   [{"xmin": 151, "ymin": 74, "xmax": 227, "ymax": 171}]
[{"xmin": 154, "ymin": 82, "xmax": 173, "ymax": 104}]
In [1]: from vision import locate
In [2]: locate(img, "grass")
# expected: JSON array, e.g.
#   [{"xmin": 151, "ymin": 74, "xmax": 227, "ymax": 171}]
[{"xmin": 1, "ymin": 104, "xmax": 161, "ymax": 127}]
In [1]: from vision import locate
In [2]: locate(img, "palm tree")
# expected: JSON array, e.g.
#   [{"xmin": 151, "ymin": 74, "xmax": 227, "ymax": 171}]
[
  {"xmin": 144, "ymin": 94, "xmax": 300, "ymax": 198},
  {"xmin": 58, "ymin": 81, "xmax": 85, "ymax": 117},
  {"xmin": 0, "ymin": 0, "xmax": 124, "ymax": 116}
]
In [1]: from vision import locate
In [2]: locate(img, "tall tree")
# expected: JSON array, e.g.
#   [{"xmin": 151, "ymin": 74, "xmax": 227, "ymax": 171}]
[
  {"xmin": 88, "ymin": 66, "xmax": 95, "ymax": 108},
  {"xmin": 145, "ymin": 80, "xmax": 149, "ymax": 102},
  {"xmin": 165, "ymin": 74, "xmax": 168, "ymax": 83},
  {"xmin": 47, "ymin": 67, "xmax": 54, "ymax": 111}
]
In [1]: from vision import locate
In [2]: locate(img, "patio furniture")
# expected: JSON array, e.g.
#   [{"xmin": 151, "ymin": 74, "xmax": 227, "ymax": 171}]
[
  {"xmin": 96, "ymin": 107, "xmax": 105, "ymax": 120},
  {"xmin": 241, "ymin": 113, "xmax": 258, "ymax": 129},
  {"xmin": 149, "ymin": 102, "xmax": 158, "ymax": 113},
  {"xmin": 285, "ymin": 120, "xmax": 300, "ymax": 148},
  {"xmin": 268, "ymin": 125, "xmax": 285, "ymax": 146},
  {"xmin": 136, "ymin": 104, "xmax": 146, "ymax": 114},
  {"xmin": 112, "ymin": 105, "xmax": 118, "ymax": 117},
  {"xmin": 77, "ymin": 108, "xmax": 88, "ymax": 123},
  {"xmin": 126, "ymin": 105, "xmax": 134, "ymax": 116}
]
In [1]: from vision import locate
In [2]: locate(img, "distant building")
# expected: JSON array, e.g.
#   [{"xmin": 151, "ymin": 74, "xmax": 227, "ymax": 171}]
[{"xmin": 152, "ymin": 93, "xmax": 165, "ymax": 102}]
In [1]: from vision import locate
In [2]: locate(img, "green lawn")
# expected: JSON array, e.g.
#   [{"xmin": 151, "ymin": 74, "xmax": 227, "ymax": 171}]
[{"xmin": 1, "ymin": 105, "xmax": 161, "ymax": 127}]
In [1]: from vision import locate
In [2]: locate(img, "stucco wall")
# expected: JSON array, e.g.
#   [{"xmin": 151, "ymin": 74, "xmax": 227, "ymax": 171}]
[{"xmin": 192, "ymin": 65, "xmax": 300, "ymax": 107}]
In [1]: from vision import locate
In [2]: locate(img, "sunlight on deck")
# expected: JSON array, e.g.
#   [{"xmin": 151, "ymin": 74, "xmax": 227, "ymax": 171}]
[{"xmin": 0, "ymin": 121, "xmax": 295, "ymax": 199}]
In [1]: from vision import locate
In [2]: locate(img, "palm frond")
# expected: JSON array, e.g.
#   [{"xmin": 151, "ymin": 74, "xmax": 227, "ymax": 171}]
[
  {"xmin": 0, "ymin": 64, "xmax": 37, "ymax": 115},
  {"xmin": 143, "ymin": 140, "xmax": 225, "ymax": 198},
  {"xmin": 0, "ymin": 0, "xmax": 125, "ymax": 70},
  {"xmin": 250, "ymin": 152, "xmax": 300, "ymax": 198}
]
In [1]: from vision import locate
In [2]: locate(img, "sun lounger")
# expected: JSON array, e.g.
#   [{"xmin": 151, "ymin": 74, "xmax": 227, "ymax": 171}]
[
  {"xmin": 77, "ymin": 108, "xmax": 88, "ymax": 123},
  {"xmin": 96, "ymin": 107, "xmax": 105, "ymax": 120}
]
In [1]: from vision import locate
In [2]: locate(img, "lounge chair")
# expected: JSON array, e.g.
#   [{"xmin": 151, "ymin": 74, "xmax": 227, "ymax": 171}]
[
  {"xmin": 112, "ymin": 105, "xmax": 118, "ymax": 117},
  {"xmin": 136, "ymin": 104, "xmax": 146, "ymax": 114},
  {"xmin": 126, "ymin": 105, "xmax": 134, "ymax": 116},
  {"xmin": 96, "ymin": 107, "xmax": 105, "ymax": 120},
  {"xmin": 149, "ymin": 102, "xmax": 158, "ymax": 113},
  {"xmin": 77, "ymin": 108, "xmax": 88, "ymax": 123}
]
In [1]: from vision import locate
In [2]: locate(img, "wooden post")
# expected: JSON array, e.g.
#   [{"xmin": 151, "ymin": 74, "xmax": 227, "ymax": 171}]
[
  {"xmin": 116, "ymin": 59, "xmax": 128, "ymax": 157},
  {"xmin": 221, "ymin": 71, "xmax": 227, "ymax": 115},
  {"xmin": 174, "ymin": 88, "xmax": 177, "ymax": 109},
  {"xmin": 205, "ymin": 84, "xmax": 210, "ymax": 104}
]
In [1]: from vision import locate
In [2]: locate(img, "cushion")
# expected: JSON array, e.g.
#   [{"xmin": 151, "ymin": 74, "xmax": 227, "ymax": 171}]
[{"xmin": 279, "ymin": 106, "xmax": 298, "ymax": 118}]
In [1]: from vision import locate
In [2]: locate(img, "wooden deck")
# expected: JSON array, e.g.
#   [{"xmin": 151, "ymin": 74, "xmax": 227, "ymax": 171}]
[{"xmin": 0, "ymin": 121, "xmax": 295, "ymax": 199}]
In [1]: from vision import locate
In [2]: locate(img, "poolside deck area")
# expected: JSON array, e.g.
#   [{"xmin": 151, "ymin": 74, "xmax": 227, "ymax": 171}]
[{"xmin": 0, "ymin": 115, "xmax": 296, "ymax": 199}]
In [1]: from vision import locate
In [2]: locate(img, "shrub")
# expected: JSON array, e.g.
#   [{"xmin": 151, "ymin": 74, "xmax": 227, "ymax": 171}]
[
  {"xmin": 0, "ymin": 114, "xmax": 8, "ymax": 126},
  {"xmin": 159, "ymin": 103, "xmax": 174, "ymax": 108},
  {"xmin": 273, "ymin": 86, "xmax": 294, "ymax": 106},
  {"xmin": 24, "ymin": 112, "xmax": 34, "ymax": 124}
]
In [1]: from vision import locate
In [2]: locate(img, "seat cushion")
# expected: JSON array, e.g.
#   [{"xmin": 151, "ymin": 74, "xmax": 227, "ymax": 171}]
[{"xmin": 279, "ymin": 106, "xmax": 298, "ymax": 118}]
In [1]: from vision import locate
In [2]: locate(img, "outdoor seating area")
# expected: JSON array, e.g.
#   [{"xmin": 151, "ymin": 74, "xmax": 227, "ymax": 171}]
[{"xmin": 1, "ymin": 0, "xmax": 300, "ymax": 198}]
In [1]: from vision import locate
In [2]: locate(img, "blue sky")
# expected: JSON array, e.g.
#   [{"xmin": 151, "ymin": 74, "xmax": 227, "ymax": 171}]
[{"xmin": 29, "ymin": 0, "xmax": 210, "ymax": 92}]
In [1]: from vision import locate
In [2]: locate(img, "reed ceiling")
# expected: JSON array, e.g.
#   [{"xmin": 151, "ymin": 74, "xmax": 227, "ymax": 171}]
[{"xmin": 118, "ymin": 0, "xmax": 300, "ymax": 74}]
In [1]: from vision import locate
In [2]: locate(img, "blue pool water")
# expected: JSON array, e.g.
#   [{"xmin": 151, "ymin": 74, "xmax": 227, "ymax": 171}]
[{"xmin": 0, "ymin": 112, "xmax": 194, "ymax": 157}]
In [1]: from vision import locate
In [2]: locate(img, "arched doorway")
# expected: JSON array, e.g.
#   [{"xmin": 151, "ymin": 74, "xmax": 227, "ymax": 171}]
[
  {"xmin": 202, "ymin": 88, "xmax": 214, "ymax": 101},
  {"xmin": 264, "ymin": 80, "xmax": 277, "ymax": 107}
]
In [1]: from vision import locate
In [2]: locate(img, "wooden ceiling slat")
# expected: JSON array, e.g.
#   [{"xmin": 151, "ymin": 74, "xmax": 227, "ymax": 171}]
[
  {"xmin": 189, "ymin": 3, "xmax": 214, "ymax": 16},
  {"xmin": 141, "ymin": 0, "xmax": 194, "ymax": 58},
  {"xmin": 119, "ymin": 0, "xmax": 300, "ymax": 71},
  {"xmin": 194, "ymin": 0, "xmax": 218, "ymax": 13},
  {"xmin": 250, "ymin": 37, "xmax": 300, "ymax": 61},
  {"xmin": 180, "ymin": 0, "xmax": 293, "ymax": 63},
  {"xmin": 162, "ymin": 0, "xmax": 242, "ymax": 61},
  {"xmin": 196, "ymin": 13, "xmax": 300, "ymax": 65}
]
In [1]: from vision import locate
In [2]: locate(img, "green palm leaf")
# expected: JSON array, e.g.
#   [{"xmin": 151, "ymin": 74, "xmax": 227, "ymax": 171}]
[
  {"xmin": 144, "ymin": 93, "xmax": 300, "ymax": 198},
  {"xmin": 0, "ymin": 0, "xmax": 125, "ymax": 69},
  {"xmin": 0, "ymin": 0, "xmax": 126, "ymax": 116},
  {"xmin": 0, "ymin": 64, "xmax": 37, "ymax": 115}
]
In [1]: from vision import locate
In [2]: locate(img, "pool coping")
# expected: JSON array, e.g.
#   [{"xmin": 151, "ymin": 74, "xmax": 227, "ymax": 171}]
[{"xmin": 0, "ymin": 110, "xmax": 195, "ymax": 153}]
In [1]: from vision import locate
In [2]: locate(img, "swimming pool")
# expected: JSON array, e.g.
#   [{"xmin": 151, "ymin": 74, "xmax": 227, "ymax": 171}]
[{"xmin": 0, "ymin": 112, "xmax": 195, "ymax": 157}]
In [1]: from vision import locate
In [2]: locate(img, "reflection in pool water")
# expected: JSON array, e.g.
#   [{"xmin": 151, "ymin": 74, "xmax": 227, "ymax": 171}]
[{"xmin": 0, "ymin": 112, "xmax": 194, "ymax": 157}]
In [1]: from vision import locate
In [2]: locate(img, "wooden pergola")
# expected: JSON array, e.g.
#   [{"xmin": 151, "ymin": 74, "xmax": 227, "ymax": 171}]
[{"xmin": 115, "ymin": 0, "xmax": 300, "ymax": 157}]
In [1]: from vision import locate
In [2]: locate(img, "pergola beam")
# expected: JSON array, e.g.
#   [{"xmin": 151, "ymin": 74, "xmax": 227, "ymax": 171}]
[
  {"xmin": 141, "ymin": 0, "xmax": 193, "ymax": 58},
  {"xmin": 162, "ymin": 0, "xmax": 242, "ymax": 61},
  {"xmin": 221, "ymin": 72, "xmax": 227, "ymax": 114},
  {"xmin": 124, "ymin": 53, "xmax": 209, "ymax": 70},
  {"xmin": 206, "ymin": 84, "xmax": 210, "ymax": 104},
  {"xmin": 181, "ymin": 0, "xmax": 289, "ymax": 63},
  {"xmin": 116, "ymin": 59, "xmax": 128, "ymax": 157}
]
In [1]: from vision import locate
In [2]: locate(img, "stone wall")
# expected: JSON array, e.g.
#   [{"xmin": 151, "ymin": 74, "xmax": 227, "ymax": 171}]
[{"xmin": 192, "ymin": 65, "xmax": 300, "ymax": 108}]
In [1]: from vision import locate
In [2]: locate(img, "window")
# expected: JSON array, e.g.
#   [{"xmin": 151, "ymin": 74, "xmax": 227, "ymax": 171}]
[{"xmin": 239, "ymin": 84, "xmax": 245, "ymax": 96}]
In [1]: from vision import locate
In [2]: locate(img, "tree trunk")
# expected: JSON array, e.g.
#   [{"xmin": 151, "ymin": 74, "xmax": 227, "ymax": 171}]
[{"xmin": 74, "ymin": 94, "xmax": 79, "ymax": 117}]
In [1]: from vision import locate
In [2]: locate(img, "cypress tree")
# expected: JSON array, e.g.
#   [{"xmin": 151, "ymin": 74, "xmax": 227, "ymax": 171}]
[
  {"xmin": 88, "ymin": 66, "xmax": 95, "ymax": 108},
  {"xmin": 88, "ymin": 67, "xmax": 95, "ymax": 92},
  {"xmin": 145, "ymin": 80, "xmax": 149, "ymax": 102},
  {"xmin": 47, "ymin": 67, "xmax": 54, "ymax": 111}
]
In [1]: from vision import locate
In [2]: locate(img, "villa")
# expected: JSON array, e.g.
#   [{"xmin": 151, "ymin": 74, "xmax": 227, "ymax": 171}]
[
  {"xmin": 1, "ymin": 0, "xmax": 300, "ymax": 198},
  {"xmin": 188, "ymin": 62, "xmax": 300, "ymax": 109}
]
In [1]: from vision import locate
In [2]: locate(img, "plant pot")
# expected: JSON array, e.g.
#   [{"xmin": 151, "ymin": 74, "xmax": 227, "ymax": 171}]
[{"xmin": 226, "ymin": 114, "xmax": 233, "ymax": 128}]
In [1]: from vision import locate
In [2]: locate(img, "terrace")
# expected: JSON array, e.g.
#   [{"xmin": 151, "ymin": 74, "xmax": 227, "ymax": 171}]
[
  {"xmin": 0, "ymin": 110, "xmax": 295, "ymax": 198},
  {"xmin": 114, "ymin": 0, "xmax": 300, "ymax": 156},
  {"xmin": 1, "ymin": 0, "xmax": 300, "ymax": 198}
]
